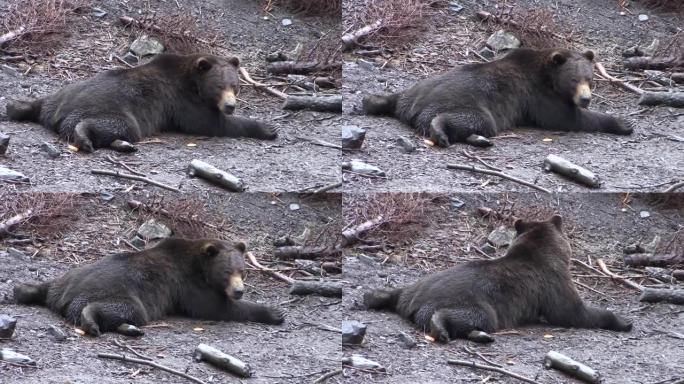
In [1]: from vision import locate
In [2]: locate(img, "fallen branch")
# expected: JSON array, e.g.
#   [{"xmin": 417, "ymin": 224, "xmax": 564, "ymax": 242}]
[
  {"xmin": 623, "ymin": 56, "xmax": 682, "ymax": 71},
  {"xmin": 90, "ymin": 169, "xmax": 180, "ymax": 193},
  {"xmin": 447, "ymin": 359, "xmax": 541, "ymax": 384},
  {"xmin": 97, "ymin": 353, "xmax": 206, "ymax": 384},
  {"xmin": 246, "ymin": 252, "xmax": 294, "ymax": 284},
  {"xmin": 639, "ymin": 288, "xmax": 684, "ymax": 305},
  {"xmin": 446, "ymin": 163, "xmax": 551, "ymax": 194},
  {"xmin": 0, "ymin": 26, "xmax": 26, "ymax": 47},
  {"xmin": 313, "ymin": 368, "xmax": 343, "ymax": 383},
  {"xmin": 0, "ymin": 209, "xmax": 32, "ymax": 237},
  {"xmin": 462, "ymin": 150, "xmax": 502, "ymax": 171},
  {"xmin": 274, "ymin": 246, "xmax": 342, "ymax": 260},
  {"xmin": 282, "ymin": 95, "xmax": 342, "ymax": 113},
  {"xmin": 238, "ymin": 67, "xmax": 288, "ymax": 99},
  {"xmin": 596, "ymin": 259, "xmax": 644, "ymax": 291},
  {"xmin": 194, "ymin": 344, "xmax": 252, "ymax": 378},
  {"xmin": 308, "ymin": 181, "xmax": 343, "ymax": 194},
  {"xmin": 266, "ymin": 61, "xmax": 341, "ymax": 75},
  {"xmin": 289, "ymin": 281, "xmax": 342, "ymax": 297},
  {"xmin": 638, "ymin": 92, "xmax": 684, "ymax": 108},
  {"xmin": 543, "ymin": 154, "xmax": 600, "ymax": 188},
  {"xmin": 341, "ymin": 215, "xmax": 385, "ymax": 246},
  {"xmin": 342, "ymin": 20, "xmax": 383, "ymax": 50},
  {"xmin": 544, "ymin": 351, "xmax": 600, "ymax": 383},
  {"xmin": 664, "ymin": 181, "xmax": 684, "ymax": 193},
  {"xmin": 187, "ymin": 159, "xmax": 244, "ymax": 192},
  {"xmin": 106, "ymin": 155, "xmax": 145, "ymax": 176},
  {"xmin": 623, "ymin": 253, "xmax": 683, "ymax": 267},
  {"xmin": 594, "ymin": 62, "xmax": 644, "ymax": 94}
]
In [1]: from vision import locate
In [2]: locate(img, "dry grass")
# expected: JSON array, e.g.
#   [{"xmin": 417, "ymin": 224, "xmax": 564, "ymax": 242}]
[
  {"xmin": 127, "ymin": 196, "xmax": 232, "ymax": 240},
  {"xmin": 264, "ymin": 0, "xmax": 342, "ymax": 17},
  {"xmin": 0, "ymin": 0, "xmax": 90, "ymax": 54},
  {"xmin": 0, "ymin": 192, "xmax": 82, "ymax": 239}
]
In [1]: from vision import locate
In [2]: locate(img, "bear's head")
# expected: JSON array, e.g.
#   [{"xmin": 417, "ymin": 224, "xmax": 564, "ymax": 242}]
[
  {"xmin": 511, "ymin": 214, "xmax": 572, "ymax": 262},
  {"xmin": 199, "ymin": 239, "xmax": 247, "ymax": 300},
  {"xmin": 191, "ymin": 55, "xmax": 241, "ymax": 115},
  {"xmin": 546, "ymin": 49, "xmax": 595, "ymax": 108}
]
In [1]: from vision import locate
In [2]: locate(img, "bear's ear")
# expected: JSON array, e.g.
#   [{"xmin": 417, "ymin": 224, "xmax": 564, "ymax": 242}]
[
  {"xmin": 234, "ymin": 242, "xmax": 246, "ymax": 253},
  {"xmin": 227, "ymin": 56, "xmax": 240, "ymax": 67},
  {"xmin": 202, "ymin": 243, "xmax": 219, "ymax": 258},
  {"xmin": 550, "ymin": 51, "xmax": 567, "ymax": 66},
  {"xmin": 514, "ymin": 218, "xmax": 526, "ymax": 233},
  {"xmin": 195, "ymin": 57, "xmax": 213, "ymax": 73},
  {"xmin": 583, "ymin": 50, "xmax": 595, "ymax": 62},
  {"xmin": 550, "ymin": 214, "xmax": 563, "ymax": 230}
]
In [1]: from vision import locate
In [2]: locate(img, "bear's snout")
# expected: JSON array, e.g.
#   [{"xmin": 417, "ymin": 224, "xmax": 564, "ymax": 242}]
[
  {"xmin": 573, "ymin": 81, "xmax": 592, "ymax": 108},
  {"xmin": 219, "ymin": 89, "xmax": 237, "ymax": 115},
  {"xmin": 227, "ymin": 273, "xmax": 245, "ymax": 300}
]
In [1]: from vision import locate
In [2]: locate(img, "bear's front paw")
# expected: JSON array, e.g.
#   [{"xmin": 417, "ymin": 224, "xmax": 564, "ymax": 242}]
[
  {"xmin": 612, "ymin": 316, "xmax": 633, "ymax": 332},
  {"xmin": 612, "ymin": 118, "xmax": 634, "ymax": 135},
  {"xmin": 264, "ymin": 306, "xmax": 285, "ymax": 324},
  {"xmin": 259, "ymin": 124, "xmax": 278, "ymax": 140}
]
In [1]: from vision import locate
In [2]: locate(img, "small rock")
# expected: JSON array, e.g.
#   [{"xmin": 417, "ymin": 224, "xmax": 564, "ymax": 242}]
[
  {"xmin": 91, "ymin": 7, "xmax": 107, "ymax": 17},
  {"xmin": 0, "ymin": 315, "xmax": 17, "ymax": 339},
  {"xmin": 122, "ymin": 52, "xmax": 139, "ymax": 65},
  {"xmin": 130, "ymin": 235, "xmax": 145, "ymax": 249},
  {"xmin": 47, "ymin": 325, "xmax": 67, "ymax": 342},
  {"xmin": 639, "ymin": 211, "xmax": 651, "ymax": 219},
  {"xmin": 638, "ymin": 14, "xmax": 649, "ymax": 22},
  {"xmin": 343, "ymin": 355, "xmax": 384, "ymax": 371},
  {"xmin": 487, "ymin": 225, "xmax": 516, "ymax": 248},
  {"xmin": 448, "ymin": 1, "xmax": 464, "ymax": 13},
  {"xmin": 397, "ymin": 331, "xmax": 416, "ymax": 349},
  {"xmin": 281, "ymin": 18, "xmax": 292, "ymax": 26},
  {"xmin": 116, "ymin": 323, "xmax": 144, "ymax": 337},
  {"xmin": 289, "ymin": 203, "xmax": 300, "ymax": 211},
  {"xmin": 7, "ymin": 248, "xmax": 25, "ymax": 260},
  {"xmin": 480, "ymin": 243, "xmax": 498, "ymax": 255},
  {"xmin": 450, "ymin": 197, "xmax": 465, "ymax": 209},
  {"xmin": 129, "ymin": 35, "xmax": 164, "ymax": 57},
  {"xmin": 0, "ymin": 167, "xmax": 29, "ymax": 183},
  {"xmin": 342, "ymin": 160, "xmax": 386, "ymax": 177},
  {"xmin": 397, "ymin": 136, "xmax": 416, "ymax": 153},
  {"xmin": 356, "ymin": 59, "xmax": 376, "ymax": 71},
  {"xmin": 486, "ymin": 30, "xmax": 520, "ymax": 52},
  {"xmin": 100, "ymin": 192, "xmax": 114, "ymax": 202},
  {"xmin": 342, "ymin": 125, "xmax": 366, "ymax": 149},
  {"xmin": 40, "ymin": 142, "xmax": 60, "ymax": 158},
  {"xmin": 342, "ymin": 320, "xmax": 367, "ymax": 345},
  {"xmin": 0, "ymin": 349, "xmax": 35, "ymax": 365},
  {"xmin": 0, "ymin": 132, "xmax": 9, "ymax": 155},
  {"xmin": 478, "ymin": 47, "xmax": 496, "ymax": 60},
  {"xmin": 137, "ymin": 219, "xmax": 172, "ymax": 240}
]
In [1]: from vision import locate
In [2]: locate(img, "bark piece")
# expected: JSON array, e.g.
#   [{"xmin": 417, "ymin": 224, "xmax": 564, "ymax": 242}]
[
  {"xmin": 0, "ymin": 132, "xmax": 9, "ymax": 155},
  {"xmin": 544, "ymin": 351, "xmax": 600, "ymax": 383},
  {"xmin": 188, "ymin": 159, "xmax": 244, "ymax": 192},
  {"xmin": 194, "ymin": 344, "xmax": 252, "ymax": 378},
  {"xmin": 289, "ymin": 281, "xmax": 342, "ymax": 297},
  {"xmin": 623, "ymin": 253, "xmax": 683, "ymax": 267},
  {"xmin": 623, "ymin": 56, "xmax": 682, "ymax": 71},
  {"xmin": 274, "ymin": 246, "xmax": 341, "ymax": 260},
  {"xmin": 638, "ymin": 92, "xmax": 684, "ymax": 108},
  {"xmin": 342, "ymin": 20, "xmax": 382, "ymax": 50},
  {"xmin": 266, "ymin": 61, "xmax": 341, "ymax": 75},
  {"xmin": 639, "ymin": 288, "xmax": 684, "ymax": 305},
  {"xmin": 543, "ymin": 154, "xmax": 600, "ymax": 188},
  {"xmin": 341, "ymin": 216, "xmax": 384, "ymax": 246},
  {"xmin": 282, "ymin": 95, "xmax": 342, "ymax": 113}
]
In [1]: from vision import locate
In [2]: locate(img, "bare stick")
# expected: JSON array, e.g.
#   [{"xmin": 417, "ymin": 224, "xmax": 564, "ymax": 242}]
[
  {"xmin": 187, "ymin": 159, "xmax": 244, "ymax": 192},
  {"xmin": 0, "ymin": 26, "xmax": 26, "ymax": 47},
  {"xmin": 342, "ymin": 20, "xmax": 382, "ymax": 49},
  {"xmin": 283, "ymin": 95, "xmax": 342, "ymax": 113},
  {"xmin": 544, "ymin": 351, "xmax": 600, "ymax": 383},
  {"xmin": 113, "ymin": 340, "xmax": 152, "ymax": 361},
  {"xmin": 447, "ymin": 359, "xmax": 541, "ymax": 384},
  {"xmin": 246, "ymin": 252, "xmax": 294, "ymax": 284},
  {"xmin": 341, "ymin": 216, "xmax": 385, "ymax": 246},
  {"xmin": 0, "ymin": 209, "xmax": 32, "ymax": 237},
  {"xmin": 596, "ymin": 259, "xmax": 644, "ymax": 291},
  {"xmin": 446, "ymin": 163, "xmax": 551, "ymax": 194},
  {"xmin": 664, "ymin": 181, "xmax": 684, "ymax": 193},
  {"xmin": 594, "ymin": 62, "xmax": 644, "ymax": 94},
  {"xmin": 309, "ymin": 181, "xmax": 343, "ymax": 194},
  {"xmin": 91, "ymin": 169, "xmax": 180, "ymax": 193},
  {"xmin": 639, "ymin": 288, "xmax": 684, "ymax": 305},
  {"xmin": 313, "ymin": 368, "xmax": 343, "ymax": 383},
  {"xmin": 462, "ymin": 150, "xmax": 502, "ymax": 171},
  {"xmin": 543, "ymin": 154, "xmax": 600, "ymax": 188},
  {"xmin": 238, "ymin": 67, "xmax": 288, "ymax": 99},
  {"xmin": 289, "ymin": 281, "xmax": 342, "ymax": 297},
  {"xmin": 194, "ymin": 344, "xmax": 252, "ymax": 378},
  {"xmin": 97, "ymin": 353, "xmax": 206, "ymax": 384},
  {"xmin": 106, "ymin": 155, "xmax": 145, "ymax": 176},
  {"xmin": 638, "ymin": 92, "xmax": 684, "ymax": 108}
]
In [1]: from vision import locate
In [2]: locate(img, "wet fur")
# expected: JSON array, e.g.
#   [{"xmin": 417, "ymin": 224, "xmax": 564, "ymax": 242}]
[
  {"xmin": 14, "ymin": 238, "xmax": 284, "ymax": 336},
  {"xmin": 364, "ymin": 216, "xmax": 632, "ymax": 342},
  {"xmin": 362, "ymin": 48, "xmax": 633, "ymax": 147},
  {"xmin": 6, "ymin": 53, "xmax": 276, "ymax": 152}
]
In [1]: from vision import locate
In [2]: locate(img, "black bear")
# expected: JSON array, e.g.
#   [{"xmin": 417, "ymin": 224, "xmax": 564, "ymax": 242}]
[
  {"xmin": 6, "ymin": 53, "xmax": 277, "ymax": 152},
  {"xmin": 364, "ymin": 215, "xmax": 632, "ymax": 343},
  {"xmin": 362, "ymin": 48, "xmax": 633, "ymax": 147},
  {"xmin": 14, "ymin": 238, "xmax": 285, "ymax": 336}
]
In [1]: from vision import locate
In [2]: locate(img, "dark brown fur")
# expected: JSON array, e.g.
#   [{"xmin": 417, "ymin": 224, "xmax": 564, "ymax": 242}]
[
  {"xmin": 6, "ymin": 53, "xmax": 276, "ymax": 152},
  {"xmin": 364, "ymin": 215, "xmax": 632, "ymax": 342},
  {"xmin": 14, "ymin": 238, "xmax": 284, "ymax": 336},
  {"xmin": 362, "ymin": 48, "xmax": 633, "ymax": 147}
]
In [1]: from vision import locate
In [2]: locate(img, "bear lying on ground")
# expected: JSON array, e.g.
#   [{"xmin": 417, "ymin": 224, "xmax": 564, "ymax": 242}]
[
  {"xmin": 363, "ymin": 48, "xmax": 633, "ymax": 147},
  {"xmin": 6, "ymin": 53, "xmax": 277, "ymax": 152},
  {"xmin": 364, "ymin": 215, "xmax": 632, "ymax": 342},
  {"xmin": 14, "ymin": 238, "xmax": 285, "ymax": 336}
]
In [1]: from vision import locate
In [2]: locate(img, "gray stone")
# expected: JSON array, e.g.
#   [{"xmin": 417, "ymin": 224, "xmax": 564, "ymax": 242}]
[
  {"xmin": 342, "ymin": 320, "xmax": 367, "ymax": 345},
  {"xmin": 0, "ymin": 315, "xmax": 17, "ymax": 339},
  {"xmin": 7, "ymin": 248, "xmax": 25, "ymax": 260},
  {"xmin": 487, "ymin": 225, "xmax": 516, "ymax": 248},
  {"xmin": 480, "ymin": 243, "xmax": 497, "ymax": 255},
  {"xmin": 478, "ymin": 47, "xmax": 496, "ymax": 60},
  {"xmin": 638, "ymin": 14, "xmax": 649, "ymax": 22},
  {"xmin": 467, "ymin": 330, "xmax": 494, "ymax": 343},
  {"xmin": 448, "ymin": 1, "xmax": 464, "ymax": 13},
  {"xmin": 397, "ymin": 136, "xmax": 416, "ymax": 153},
  {"xmin": 130, "ymin": 235, "xmax": 146, "ymax": 249},
  {"xmin": 281, "ymin": 18, "xmax": 292, "ymax": 26},
  {"xmin": 0, "ymin": 167, "xmax": 29, "ymax": 183},
  {"xmin": 486, "ymin": 30, "xmax": 520, "ymax": 52},
  {"xmin": 129, "ymin": 35, "xmax": 164, "ymax": 57},
  {"xmin": 0, "ymin": 349, "xmax": 35, "ymax": 365},
  {"xmin": 342, "ymin": 125, "xmax": 366, "ymax": 149},
  {"xmin": 47, "ymin": 325, "xmax": 67, "ymax": 342},
  {"xmin": 116, "ymin": 323, "xmax": 144, "ymax": 336},
  {"xmin": 289, "ymin": 203, "xmax": 300, "ymax": 211},
  {"xmin": 40, "ymin": 142, "xmax": 60, "ymax": 158},
  {"xmin": 356, "ymin": 59, "xmax": 376, "ymax": 71},
  {"xmin": 122, "ymin": 52, "xmax": 139, "ymax": 65},
  {"xmin": 91, "ymin": 7, "xmax": 107, "ymax": 18},
  {"xmin": 397, "ymin": 331, "xmax": 416, "ymax": 348},
  {"xmin": 640, "ymin": 211, "xmax": 651, "ymax": 219},
  {"xmin": 137, "ymin": 219, "xmax": 172, "ymax": 240},
  {"xmin": 342, "ymin": 160, "xmax": 386, "ymax": 177},
  {"xmin": 0, "ymin": 132, "xmax": 9, "ymax": 155},
  {"xmin": 343, "ymin": 355, "xmax": 384, "ymax": 370}
]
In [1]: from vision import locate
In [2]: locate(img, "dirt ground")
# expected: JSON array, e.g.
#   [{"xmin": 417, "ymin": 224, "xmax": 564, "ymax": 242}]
[
  {"xmin": 0, "ymin": 0, "xmax": 341, "ymax": 193},
  {"xmin": 342, "ymin": 0, "xmax": 683, "ymax": 193},
  {"xmin": 342, "ymin": 192, "xmax": 684, "ymax": 383},
  {"xmin": 1, "ymin": 191, "xmax": 343, "ymax": 383}
]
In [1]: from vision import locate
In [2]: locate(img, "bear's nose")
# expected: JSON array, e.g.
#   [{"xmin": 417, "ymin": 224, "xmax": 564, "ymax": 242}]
[
  {"xmin": 578, "ymin": 96, "xmax": 591, "ymax": 108},
  {"xmin": 232, "ymin": 288, "xmax": 244, "ymax": 300},
  {"xmin": 222, "ymin": 103, "xmax": 235, "ymax": 115}
]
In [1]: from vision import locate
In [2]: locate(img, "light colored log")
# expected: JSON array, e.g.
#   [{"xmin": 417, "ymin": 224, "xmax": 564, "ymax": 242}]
[
  {"xmin": 187, "ymin": 159, "xmax": 244, "ymax": 192},
  {"xmin": 543, "ymin": 154, "xmax": 600, "ymax": 188},
  {"xmin": 544, "ymin": 350, "xmax": 600, "ymax": 383}
]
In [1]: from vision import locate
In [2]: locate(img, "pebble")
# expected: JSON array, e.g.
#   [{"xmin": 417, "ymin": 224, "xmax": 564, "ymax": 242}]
[
  {"xmin": 396, "ymin": 136, "xmax": 416, "ymax": 153},
  {"xmin": 341, "ymin": 320, "xmax": 367, "ymax": 345},
  {"xmin": 289, "ymin": 203, "xmax": 300, "ymax": 211},
  {"xmin": 342, "ymin": 125, "xmax": 366, "ymax": 150},
  {"xmin": 281, "ymin": 18, "xmax": 292, "ymax": 26},
  {"xmin": 0, "ymin": 315, "xmax": 17, "ymax": 339},
  {"xmin": 40, "ymin": 142, "xmax": 60, "ymax": 159},
  {"xmin": 137, "ymin": 219, "xmax": 172, "ymax": 240},
  {"xmin": 47, "ymin": 325, "xmax": 67, "ymax": 342},
  {"xmin": 638, "ymin": 14, "xmax": 649, "ymax": 22},
  {"xmin": 397, "ymin": 331, "xmax": 416, "ymax": 348}
]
